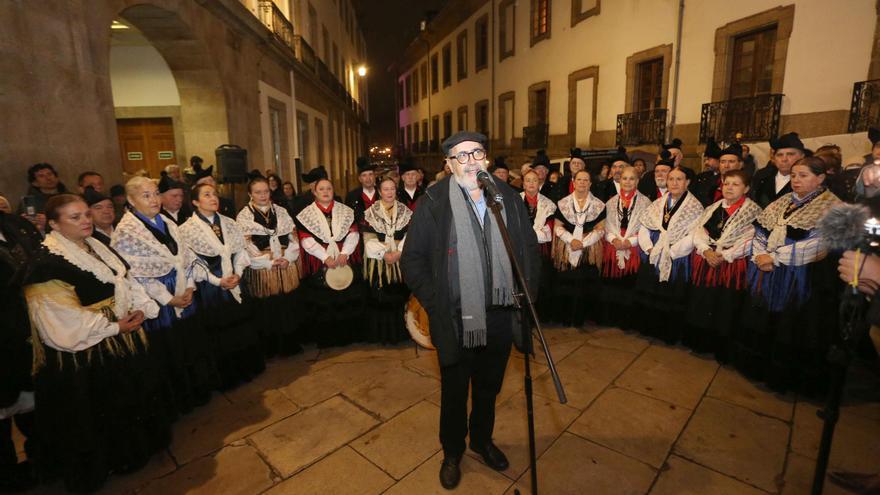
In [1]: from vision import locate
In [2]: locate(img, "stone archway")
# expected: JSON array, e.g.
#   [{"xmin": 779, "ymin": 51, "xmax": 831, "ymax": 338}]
[{"xmin": 114, "ymin": 3, "xmax": 229, "ymax": 177}]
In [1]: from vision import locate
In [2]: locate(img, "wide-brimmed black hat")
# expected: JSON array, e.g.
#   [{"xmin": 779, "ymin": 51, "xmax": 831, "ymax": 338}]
[
  {"xmin": 492, "ymin": 156, "xmax": 509, "ymax": 170},
  {"xmin": 869, "ymin": 127, "xmax": 880, "ymax": 147},
  {"xmin": 532, "ymin": 149, "xmax": 551, "ymax": 169},
  {"xmin": 704, "ymin": 138, "xmax": 722, "ymax": 160},
  {"xmin": 769, "ymin": 132, "xmax": 805, "ymax": 152},
  {"xmin": 398, "ymin": 157, "xmax": 418, "ymax": 175},
  {"xmin": 159, "ymin": 171, "xmax": 187, "ymax": 193},
  {"xmin": 441, "ymin": 131, "xmax": 488, "ymax": 155},
  {"xmin": 300, "ymin": 165, "xmax": 328, "ymax": 183},
  {"xmin": 193, "ymin": 165, "xmax": 214, "ymax": 180},
  {"xmin": 356, "ymin": 156, "xmax": 376, "ymax": 174},
  {"xmin": 610, "ymin": 146, "xmax": 630, "ymax": 165},
  {"xmin": 82, "ymin": 186, "xmax": 111, "ymax": 207},
  {"xmin": 719, "ymin": 142, "xmax": 743, "ymax": 160},
  {"xmin": 663, "ymin": 138, "xmax": 683, "ymax": 152},
  {"xmin": 655, "ymin": 149, "xmax": 676, "ymax": 168}
]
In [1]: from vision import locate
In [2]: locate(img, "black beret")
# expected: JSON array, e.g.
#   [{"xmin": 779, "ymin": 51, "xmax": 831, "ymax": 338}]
[{"xmin": 441, "ymin": 131, "xmax": 487, "ymax": 155}]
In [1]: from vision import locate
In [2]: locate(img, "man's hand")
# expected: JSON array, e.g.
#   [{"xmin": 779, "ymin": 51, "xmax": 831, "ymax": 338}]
[{"xmin": 839, "ymin": 250, "xmax": 880, "ymax": 295}]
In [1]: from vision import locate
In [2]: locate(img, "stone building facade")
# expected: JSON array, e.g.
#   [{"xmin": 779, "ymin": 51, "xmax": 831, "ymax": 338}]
[
  {"xmin": 395, "ymin": 0, "xmax": 880, "ymax": 172},
  {"xmin": 1, "ymin": 0, "xmax": 368, "ymax": 204}
]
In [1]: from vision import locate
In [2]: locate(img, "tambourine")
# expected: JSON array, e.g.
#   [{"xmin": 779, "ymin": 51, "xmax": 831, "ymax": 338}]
[{"xmin": 322, "ymin": 264, "xmax": 353, "ymax": 291}]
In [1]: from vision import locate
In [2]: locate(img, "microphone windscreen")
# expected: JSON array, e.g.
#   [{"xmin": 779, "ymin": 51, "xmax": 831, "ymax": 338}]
[{"xmin": 818, "ymin": 203, "xmax": 870, "ymax": 251}]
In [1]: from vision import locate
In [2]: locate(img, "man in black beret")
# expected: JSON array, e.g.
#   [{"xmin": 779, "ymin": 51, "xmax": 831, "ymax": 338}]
[
  {"xmin": 345, "ymin": 157, "xmax": 377, "ymax": 223},
  {"xmin": 663, "ymin": 138, "xmax": 684, "ymax": 167},
  {"xmin": 750, "ymin": 132, "xmax": 805, "ymax": 208},
  {"xmin": 397, "ymin": 157, "xmax": 424, "ymax": 210},
  {"xmin": 531, "ymin": 150, "xmax": 554, "ymax": 197},
  {"xmin": 488, "ymin": 156, "xmax": 510, "ymax": 185},
  {"xmin": 159, "ymin": 172, "xmax": 191, "ymax": 226},
  {"xmin": 592, "ymin": 146, "xmax": 629, "ymax": 202},
  {"xmin": 401, "ymin": 130, "xmax": 538, "ymax": 490},
  {"xmin": 638, "ymin": 150, "xmax": 676, "ymax": 199},
  {"xmin": 690, "ymin": 138, "xmax": 724, "ymax": 206},
  {"xmin": 82, "ymin": 187, "xmax": 116, "ymax": 246}
]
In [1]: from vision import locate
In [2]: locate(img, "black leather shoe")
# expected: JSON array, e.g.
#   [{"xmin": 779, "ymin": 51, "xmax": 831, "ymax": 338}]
[
  {"xmin": 470, "ymin": 441, "xmax": 509, "ymax": 471},
  {"xmin": 439, "ymin": 456, "xmax": 461, "ymax": 490}
]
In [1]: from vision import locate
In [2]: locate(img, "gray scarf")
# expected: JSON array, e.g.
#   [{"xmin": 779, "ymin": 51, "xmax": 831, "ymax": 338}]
[{"xmin": 449, "ymin": 181, "xmax": 515, "ymax": 347}]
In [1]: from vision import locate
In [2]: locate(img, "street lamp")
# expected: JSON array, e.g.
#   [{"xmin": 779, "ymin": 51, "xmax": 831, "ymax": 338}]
[{"xmin": 357, "ymin": 65, "xmax": 367, "ymax": 77}]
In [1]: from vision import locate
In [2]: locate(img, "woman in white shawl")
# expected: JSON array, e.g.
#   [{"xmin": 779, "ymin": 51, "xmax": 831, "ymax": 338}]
[
  {"xmin": 236, "ymin": 177, "xmax": 302, "ymax": 356},
  {"xmin": 549, "ymin": 169, "xmax": 605, "ymax": 326},
  {"xmin": 683, "ymin": 169, "xmax": 762, "ymax": 359},
  {"xmin": 361, "ymin": 175, "xmax": 412, "ymax": 344},
  {"xmin": 600, "ymin": 165, "xmax": 649, "ymax": 329},
  {"xmin": 634, "ymin": 166, "xmax": 704, "ymax": 343},
  {"xmin": 180, "ymin": 183, "xmax": 264, "ymax": 388},
  {"xmin": 736, "ymin": 156, "xmax": 841, "ymax": 396},
  {"xmin": 520, "ymin": 169, "xmax": 556, "ymax": 320},
  {"xmin": 24, "ymin": 195, "xmax": 168, "ymax": 492},
  {"xmin": 112, "ymin": 176, "xmax": 215, "ymax": 413},
  {"xmin": 294, "ymin": 177, "xmax": 365, "ymax": 347}
]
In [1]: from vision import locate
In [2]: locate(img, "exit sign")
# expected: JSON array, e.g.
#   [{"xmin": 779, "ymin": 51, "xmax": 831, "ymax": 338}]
[
  {"xmin": 127, "ymin": 152, "xmax": 143, "ymax": 161},
  {"xmin": 158, "ymin": 151, "xmax": 174, "ymax": 160}
]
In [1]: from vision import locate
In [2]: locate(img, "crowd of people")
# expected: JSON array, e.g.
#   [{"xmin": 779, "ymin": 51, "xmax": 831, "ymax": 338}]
[{"xmin": 1, "ymin": 128, "xmax": 879, "ymax": 493}]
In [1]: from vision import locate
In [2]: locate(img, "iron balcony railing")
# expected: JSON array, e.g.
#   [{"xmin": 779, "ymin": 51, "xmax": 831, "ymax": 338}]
[
  {"xmin": 294, "ymin": 35, "xmax": 316, "ymax": 72},
  {"xmin": 699, "ymin": 94, "xmax": 783, "ymax": 144},
  {"xmin": 258, "ymin": 0, "xmax": 294, "ymax": 51},
  {"xmin": 848, "ymin": 79, "xmax": 880, "ymax": 133},
  {"xmin": 522, "ymin": 124, "xmax": 549, "ymax": 149},
  {"xmin": 616, "ymin": 108, "xmax": 667, "ymax": 146}
]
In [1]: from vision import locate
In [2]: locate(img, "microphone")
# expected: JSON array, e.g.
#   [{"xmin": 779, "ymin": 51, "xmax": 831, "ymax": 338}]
[
  {"xmin": 817, "ymin": 203, "xmax": 871, "ymax": 251},
  {"xmin": 476, "ymin": 170, "xmax": 503, "ymax": 204}
]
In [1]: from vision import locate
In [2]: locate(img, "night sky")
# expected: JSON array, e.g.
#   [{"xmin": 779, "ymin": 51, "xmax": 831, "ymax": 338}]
[{"xmin": 357, "ymin": 0, "xmax": 447, "ymax": 146}]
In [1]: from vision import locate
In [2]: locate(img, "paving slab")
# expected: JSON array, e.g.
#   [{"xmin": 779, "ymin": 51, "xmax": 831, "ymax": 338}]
[
  {"xmin": 169, "ymin": 389, "xmax": 299, "ymax": 465},
  {"xmin": 264, "ymin": 446, "xmax": 394, "ymax": 495},
  {"xmin": 278, "ymin": 359, "xmax": 396, "ymax": 407},
  {"xmin": 384, "ymin": 450, "xmax": 513, "ymax": 495},
  {"xmin": 505, "ymin": 433, "xmax": 656, "ymax": 495},
  {"xmin": 706, "ymin": 366, "xmax": 795, "ymax": 421},
  {"xmin": 649, "ymin": 455, "xmax": 767, "ymax": 495},
  {"xmin": 140, "ymin": 444, "xmax": 274, "ymax": 495},
  {"xmin": 351, "ymin": 400, "xmax": 442, "ymax": 480},
  {"xmin": 248, "ymin": 396, "xmax": 380, "ymax": 477},
  {"xmin": 674, "ymin": 397, "xmax": 789, "ymax": 492},
  {"xmin": 569, "ymin": 387, "xmax": 691, "ymax": 468},
  {"xmin": 343, "ymin": 366, "xmax": 439, "ymax": 420},
  {"xmin": 584, "ymin": 327, "xmax": 651, "ymax": 354},
  {"xmin": 98, "ymin": 451, "xmax": 178, "ymax": 495},
  {"xmin": 311, "ymin": 343, "xmax": 417, "ymax": 371},
  {"xmin": 780, "ymin": 452, "xmax": 850, "ymax": 495},
  {"xmin": 404, "ymin": 350, "xmax": 442, "ymax": 379},
  {"xmin": 615, "ymin": 345, "xmax": 718, "ymax": 409},
  {"xmin": 534, "ymin": 343, "xmax": 638, "ymax": 409},
  {"xmin": 790, "ymin": 400, "xmax": 880, "ymax": 473}
]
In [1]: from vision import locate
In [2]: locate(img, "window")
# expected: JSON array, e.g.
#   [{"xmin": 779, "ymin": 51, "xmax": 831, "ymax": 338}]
[
  {"xmin": 531, "ymin": 0, "xmax": 551, "ymax": 45},
  {"xmin": 498, "ymin": 91, "xmax": 515, "ymax": 146},
  {"xmin": 528, "ymin": 82, "xmax": 550, "ymax": 125},
  {"xmin": 475, "ymin": 100, "xmax": 489, "ymax": 137},
  {"xmin": 458, "ymin": 105, "xmax": 469, "ymax": 132},
  {"xmin": 635, "ymin": 58, "xmax": 664, "ymax": 112},
  {"xmin": 421, "ymin": 120, "xmax": 429, "ymax": 150},
  {"xmin": 333, "ymin": 43, "xmax": 340, "ymax": 79},
  {"xmin": 571, "ymin": 0, "xmax": 600, "ymax": 27},
  {"xmin": 404, "ymin": 75, "xmax": 412, "ymax": 108},
  {"xmin": 456, "ymin": 31, "xmax": 468, "ymax": 81},
  {"xmin": 420, "ymin": 62, "xmax": 428, "ymax": 99},
  {"xmin": 398, "ymin": 80, "xmax": 405, "ymax": 110},
  {"xmin": 399, "ymin": 127, "xmax": 406, "ymax": 148},
  {"xmin": 442, "ymin": 43, "xmax": 452, "ymax": 88},
  {"xmin": 412, "ymin": 123, "xmax": 419, "ymax": 150},
  {"xmin": 269, "ymin": 107, "xmax": 283, "ymax": 171},
  {"xmin": 475, "ymin": 15, "xmax": 489, "ymax": 72},
  {"xmin": 322, "ymin": 25, "xmax": 330, "ymax": 63},
  {"xmin": 431, "ymin": 115, "xmax": 440, "ymax": 151},
  {"xmin": 443, "ymin": 112, "xmax": 453, "ymax": 140},
  {"xmin": 308, "ymin": 2, "xmax": 318, "ymax": 46},
  {"xmin": 296, "ymin": 111, "xmax": 310, "ymax": 169},
  {"xmin": 412, "ymin": 70, "xmax": 420, "ymax": 106},
  {"xmin": 314, "ymin": 117, "xmax": 325, "ymax": 166},
  {"xmin": 500, "ymin": 0, "xmax": 516, "ymax": 61},
  {"xmin": 729, "ymin": 26, "xmax": 778, "ymax": 99},
  {"xmin": 431, "ymin": 53, "xmax": 439, "ymax": 94}
]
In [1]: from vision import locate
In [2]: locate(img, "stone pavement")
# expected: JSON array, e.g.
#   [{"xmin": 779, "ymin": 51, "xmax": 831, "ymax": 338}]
[{"xmin": 16, "ymin": 325, "xmax": 880, "ymax": 494}]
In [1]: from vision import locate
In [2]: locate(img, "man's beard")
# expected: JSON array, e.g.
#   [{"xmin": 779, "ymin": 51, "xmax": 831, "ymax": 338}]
[
  {"xmin": 453, "ymin": 163, "xmax": 484, "ymax": 191},
  {"xmin": 656, "ymin": 178, "xmax": 667, "ymax": 188}
]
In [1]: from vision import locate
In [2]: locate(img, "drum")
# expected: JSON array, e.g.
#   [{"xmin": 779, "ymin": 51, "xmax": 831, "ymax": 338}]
[
  {"xmin": 405, "ymin": 295, "xmax": 434, "ymax": 349},
  {"xmin": 324, "ymin": 264, "xmax": 354, "ymax": 291}
]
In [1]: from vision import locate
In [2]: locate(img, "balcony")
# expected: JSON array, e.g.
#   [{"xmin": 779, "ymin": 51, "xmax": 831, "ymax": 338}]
[
  {"xmin": 257, "ymin": 0, "xmax": 294, "ymax": 51},
  {"xmin": 848, "ymin": 79, "xmax": 880, "ymax": 133},
  {"xmin": 699, "ymin": 94, "xmax": 783, "ymax": 144},
  {"xmin": 294, "ymin": 35, "xmax": 316, "ymax": 72},
  {"xmin": 522, "ymin": 124, "xmax": 549, "ymax": 149},
  {"xmin": 616, "ymin": 108, "xmax": 667, "ymax": 146}
]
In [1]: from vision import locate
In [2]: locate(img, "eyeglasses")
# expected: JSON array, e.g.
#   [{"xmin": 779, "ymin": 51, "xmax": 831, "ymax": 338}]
[{"xmin": 448, "ymin": 148, "xmax": 486, "ymax": 164}]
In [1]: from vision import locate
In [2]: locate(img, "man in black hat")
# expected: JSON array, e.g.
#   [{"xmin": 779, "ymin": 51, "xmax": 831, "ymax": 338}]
[
  {"xmin": 690, "ymin": 138, "xmax": 724, "ymax": 206},
  {"xmin": 345, "ymin": 157, "xmax": 377, "ymax": 223},
  {"xmin": 159, "ymin": 172, "xmax": 191, "ymax": 226},
  {"xmin": 82, "ymin": 187, "xmax": 116, "ymax": 246},
  {"xmin": 638, "ymin": 150, "xmax": 676, "ymax": 199},
  {"xmin": 488, "ymin": 156, "xmax": 510, "ymax": 185},
  {"xmin": 750, "ymin": 132, "xmax": 805, "ymax": 208},
  {"xmin": 401, "ymin": 130, "xmax": 538, "ymax": 490},
  {"xmin": 398, "ymin": 158, "xmax": 424, "ymax": 210},
  {"xmin": 663, "ymin": 138, "xmax": 684, "ymax": 167},
  {"xmin": 0, "ymin": 209, "xmax": 43, "ymax": 491},
  {"xmin": 531, "ymin": 150, "xmax": 554, "ymax": 197},
  {"xmin": 592, "ymin": 146, "xmax": 629, "ymax": 202}
]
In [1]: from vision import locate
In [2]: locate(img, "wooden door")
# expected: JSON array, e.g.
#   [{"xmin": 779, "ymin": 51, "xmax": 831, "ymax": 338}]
[{"xmin": 117, "ymin": 118, "xmax": 176, "ymax": 178}]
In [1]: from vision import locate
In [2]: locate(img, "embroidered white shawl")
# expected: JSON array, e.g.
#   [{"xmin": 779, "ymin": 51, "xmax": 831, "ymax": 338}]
[
  {"xmin": 756, "ymin": 190, "xmax": 840, "ymax": 253},
  {"xmin": 520, "ymin": 192, "xmax": 557, "ymax": 242},
  {"xmin": 296, "ymin": 201, "xmax": 356, "ymax": 259},
  {"xmin": 364, "ymin": 200, "xmax": 411, "ymax": 253},
  {"xmin": 236, "ymin": 203, "xmax": 295, "ymax": 259},
  {"xmin": 694, "ymin": 198, "xmax": 762, "ymax": 250},
  {"xmin": 642, "ymin": 192, "xmax": 704, "ymax": 282},
  {"xmin": 112, "ymin": 211, "xmax": 193, "ymax": 315},
  {"xmin": 604, "ymin": 192, "xmax": 649, "ymax": 269},
  {"xmin": 179, "ymin": 214, "xmax": 247, "ymax": 302},
  {"xmin": 45, "ymin": 231, "xmax": 132, "ymax": 318},
  {"xmin": 556, "ymin": 192, "xmax": 605, "ymax": 267}
]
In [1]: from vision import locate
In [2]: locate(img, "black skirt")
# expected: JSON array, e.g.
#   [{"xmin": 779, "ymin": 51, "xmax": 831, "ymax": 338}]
[
  {"xmin": 33, "ymin": 334, "xmax": 173, "ymax": 493},
  {"xmin": 534, "ymin": 256, "xmax": 556, "ymax": 323},
  {"xmin": 633, "ymin": 258, "xmax": 691, "ymax": 344},
  {"xmin": 546, "ymin": 263, "xmax": 601, "ymax": 327},
  {"xmin": 299, "ymin": 275, "xmax": 367, "ymax": 348},
  {"xmin": 365, "ymin": 283, "xmax": 410, "ymax": 345},
  {"xmin": 244, "ymin": 291, "xmax": 304, "ymax": 358}
]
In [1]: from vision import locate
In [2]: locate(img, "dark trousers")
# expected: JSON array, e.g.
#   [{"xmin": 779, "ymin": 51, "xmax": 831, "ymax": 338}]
[{"xmin": 439, "ymin": 308, "xmax": 513, "ymax": 458}]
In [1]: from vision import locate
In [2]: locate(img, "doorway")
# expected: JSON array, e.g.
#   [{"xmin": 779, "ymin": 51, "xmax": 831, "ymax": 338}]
[{"xmin": 117, "ymin": 117, "xmax": 176, "ymax": 178}]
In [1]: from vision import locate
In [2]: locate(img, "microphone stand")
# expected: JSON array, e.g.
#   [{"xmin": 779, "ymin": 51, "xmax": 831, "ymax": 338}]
[{"xmin": 483, "ymin": 188, "xmax": 567, "ymax": 495}]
